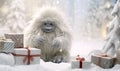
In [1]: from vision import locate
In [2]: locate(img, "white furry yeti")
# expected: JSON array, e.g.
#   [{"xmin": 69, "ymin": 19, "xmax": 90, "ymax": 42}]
[{"xmin": 24, "ymin": 7, "xmax": 72, "ymax": 63}]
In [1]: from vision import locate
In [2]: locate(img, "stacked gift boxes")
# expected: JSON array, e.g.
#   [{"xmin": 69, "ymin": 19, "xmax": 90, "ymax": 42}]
[
  {"xmin": 91, "ymin": 54, "xmax": 116, "ymax": 69},
  {"xmin": 71, "ymin": 55, "xmax": 91, "ymax": 69},
  {"xmin": 3, "ymin": 33, "xmax": 41, "ymax": 65}
]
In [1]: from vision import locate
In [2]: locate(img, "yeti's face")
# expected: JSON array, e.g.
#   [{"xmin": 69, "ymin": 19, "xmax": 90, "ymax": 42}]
[{"xmin": 41, "ymin": 21, "xmax": 56, "ymax": 33}]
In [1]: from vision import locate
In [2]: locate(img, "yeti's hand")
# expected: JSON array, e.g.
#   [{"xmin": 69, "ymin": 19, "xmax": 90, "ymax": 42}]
[
  {"xmin": 33, "ymin": 36, "xmax": 45, "ymax": 45},
  {"xmin": 51, "ymin": 56, "xmax": 63, "ymax": 63},
  {"xmin": 52, "ymin": 38, "xmax": 62, "ymax": 48}
]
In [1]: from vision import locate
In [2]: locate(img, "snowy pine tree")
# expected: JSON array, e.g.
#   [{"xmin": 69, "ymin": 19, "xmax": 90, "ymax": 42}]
[
  {"xmin": 5, "ymin": 0, "xmax": 26, "ymax": 33},
  {"xmin": 87, "ymin": 0, "xmax": 113, "ymax": 38},
  {"xmin": 103, "ymin": 0, "xmax": 120, "ymax": 56}
]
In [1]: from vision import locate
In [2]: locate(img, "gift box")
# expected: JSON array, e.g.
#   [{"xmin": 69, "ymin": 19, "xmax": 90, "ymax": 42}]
[
  {"xmin": 71, "ymin": 55, "xmax": 91, "ymax": 69},
  {"xmin": 0, "ymin": 39, "xmax": 14, "ymax": 53},
  {"xmin": 12, "ymin": 48, "xmax": 41, "ymax": 65},
  {"xmin": 116, "ymin": 48, "xmax": 120, "ymax": 64},
  {"xmin": 91, "ymin": 54, "xmax": 115, "ymax": 68},
  {"xmin": 5, "ymin": 33, "xmax": 23, "ymax": 48}
]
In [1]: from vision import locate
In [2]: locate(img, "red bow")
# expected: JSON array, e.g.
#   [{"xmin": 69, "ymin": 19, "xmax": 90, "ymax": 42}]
[
  {"xmin": 76, "ymin": 55, "xmax": 85, "ymax": 61},
  {"xmin": 76, "ymin": 55, "xmax": 85, "ymax": 68}
]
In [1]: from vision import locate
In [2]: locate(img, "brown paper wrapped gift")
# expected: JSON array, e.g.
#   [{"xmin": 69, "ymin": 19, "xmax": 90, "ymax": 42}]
[
  {"xmin": 91, "ymin": 54, "xmax": 116, "ymax": 69},
  {"xmin": 116, "ymin": 48, "xmax": 120, "ymax": 64},
  {"xmin": 5, "ymin": 33, "xmax": 23, "ymax": 48}
]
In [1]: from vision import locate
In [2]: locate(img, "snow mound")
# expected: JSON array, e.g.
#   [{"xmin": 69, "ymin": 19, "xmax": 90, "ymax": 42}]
[
  {"xmin": 0, "ymin": 53, "xmax": 14, "ymax": 66},
  {"xmin": 0, "ymin": 60, "xmax": 120, "ymax": 71}
]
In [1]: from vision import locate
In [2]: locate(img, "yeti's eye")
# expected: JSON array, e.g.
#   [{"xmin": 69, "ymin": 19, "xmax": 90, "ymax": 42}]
[
  {"xmin": 50, "ymin": 23, "xmax": 53, "ymax": 26},
  {"xmin": 44, "ymin": 23, "xmax": 47, "ymax": 25}
]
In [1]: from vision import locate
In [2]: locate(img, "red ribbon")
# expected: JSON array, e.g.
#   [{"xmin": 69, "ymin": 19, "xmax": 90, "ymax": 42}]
[
  {"xmin": 98, "ymin": 57, "xmax": 101, "ymax": 67},
  {"xmin": 76, "ymin": 55, "xmax": 85, "ymax": 68},
  {"xmin": 12, "ymin": 48, "xmax": 40, "ymax": 65}
]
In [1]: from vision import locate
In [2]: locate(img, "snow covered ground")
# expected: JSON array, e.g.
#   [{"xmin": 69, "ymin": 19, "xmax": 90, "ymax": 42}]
[
  {"xmin": 0, "ymin": 60, "xmax": 120, "ymax": 71},
  {"xmin": 0, "ymin": 36, "xmax": 120, "ymax": 71}
]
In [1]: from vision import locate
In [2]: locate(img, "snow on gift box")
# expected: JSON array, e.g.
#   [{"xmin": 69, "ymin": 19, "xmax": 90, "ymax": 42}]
[
  {"xmin": 12, "ymin": 48, "xmax": 41, "ymax": 65},
  {"xmin": 71, "ymin": 55, "xmax": 91, "ymax": 69},
  {"xmin": 5, "ymin": 33, "xmax": 23, "ymax": 48},
  {"xmin": 0, "ymin": 39, "xmax": 14, "ymax": 53},
  {"xmin": 91, "ymin": 54, "xmax": 116, "ymax": 69}
]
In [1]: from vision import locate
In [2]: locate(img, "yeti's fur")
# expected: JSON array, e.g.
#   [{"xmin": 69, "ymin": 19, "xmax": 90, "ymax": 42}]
[{"xmin": 24, "ymin": 7, "xmax": 72, "ymax": 62}]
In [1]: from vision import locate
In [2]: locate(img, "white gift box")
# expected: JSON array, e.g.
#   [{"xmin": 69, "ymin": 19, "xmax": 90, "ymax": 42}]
[
  {"xmin": 0, "ymin": 39, "xmax": 14, "ymax": 53},
  {"xmin": 71, "ymin": 60, "xmax": 91, "ymax": 69},
  {"xmin": 12, "ymin": 48, "xmax": 41, "ymax": 65}
]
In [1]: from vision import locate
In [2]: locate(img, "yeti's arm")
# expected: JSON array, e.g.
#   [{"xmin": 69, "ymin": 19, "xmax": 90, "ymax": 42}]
[
  {"xmin": 24, "ymin": 24, "xmax": 45, "ymax": 47},
  {"xmin": 52, "ymin": 33, "xmax": 71, "ymax": 63},
  {"xmin": 24, "ymin": 33, "xmax": 45, "ymax": 47},
  {"xmin": 52, "ymin": 33, "xmax": 71, "ymax": 49}
]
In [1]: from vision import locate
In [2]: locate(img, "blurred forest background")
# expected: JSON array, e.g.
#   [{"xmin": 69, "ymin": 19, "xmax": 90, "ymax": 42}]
[{"xmin": 0, "ymin": 0, "xmax": 117, "ymax": 40}]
